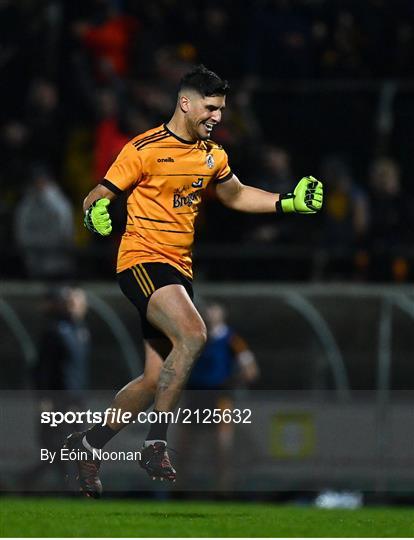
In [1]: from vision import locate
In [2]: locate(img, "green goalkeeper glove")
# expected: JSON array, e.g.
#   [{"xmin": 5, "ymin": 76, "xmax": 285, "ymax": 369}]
[
  {"xmin": 84, "ymin": 198, "xmax": 112, "ymax": 236},
  {"xmin": 276, "ymin": 176, "xmax": 323, "ymax": 214}
]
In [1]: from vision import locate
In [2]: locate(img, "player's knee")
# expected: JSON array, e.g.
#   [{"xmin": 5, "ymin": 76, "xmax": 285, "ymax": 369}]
[
  {"xmin": 183, "ymin": 325, "xmax": 207, "ymax": 358},
  {"xmin": 141, "ymin": 373, "xmax": 159, "ymax": 394},
  {"xmin": 175, "ymin": 322, "xmax": 207, "ymax": 358},
  {"xmin": 145, "ymin": 379, "xmax": 158, "ymax": 394}
]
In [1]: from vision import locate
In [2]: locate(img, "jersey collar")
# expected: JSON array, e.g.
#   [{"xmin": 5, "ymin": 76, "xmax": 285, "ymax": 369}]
[{"xmin": 164, "ymin": 123, "xmax": 196, "ymax": 145}]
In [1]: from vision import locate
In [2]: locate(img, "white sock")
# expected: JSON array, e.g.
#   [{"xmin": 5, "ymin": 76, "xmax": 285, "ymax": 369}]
[
  {"xmin": 144, "ymin": 439, "xmax": 166, "ymax": 447},
  {"xmin": 82, "ymin": 435, "xmax": 99, "ymax": 453}
]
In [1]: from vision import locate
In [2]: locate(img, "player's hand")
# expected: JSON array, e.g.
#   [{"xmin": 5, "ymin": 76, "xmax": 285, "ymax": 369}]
[
  {"xmin": 84, "ymin": 198, "xmax": 112, "ymax": 236},
  {"xmin": 278, "ymin": 176, "xmax": 323, "ymax": 214}
]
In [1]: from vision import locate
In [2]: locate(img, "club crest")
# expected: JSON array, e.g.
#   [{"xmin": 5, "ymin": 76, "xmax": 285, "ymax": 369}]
[{"xmin": 206, "ymin": 154, "xmax": 214, "ymax": 169}]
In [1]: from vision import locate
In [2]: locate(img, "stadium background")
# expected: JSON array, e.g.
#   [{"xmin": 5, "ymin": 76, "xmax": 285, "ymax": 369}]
[{"xmin": 1, "ymin": 0, "xmax": 414, "ymax": 529}]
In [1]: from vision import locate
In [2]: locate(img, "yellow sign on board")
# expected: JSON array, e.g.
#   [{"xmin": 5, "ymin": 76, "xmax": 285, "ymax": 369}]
[{"xmin": 270, "ymin": 412, "xmax": 315, "ymax": 458}]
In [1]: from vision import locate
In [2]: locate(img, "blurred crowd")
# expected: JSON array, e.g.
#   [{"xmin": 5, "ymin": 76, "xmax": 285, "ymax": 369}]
[{"xmin": 1, "ymin": 0, "xmax": 414, "ymax": 282}]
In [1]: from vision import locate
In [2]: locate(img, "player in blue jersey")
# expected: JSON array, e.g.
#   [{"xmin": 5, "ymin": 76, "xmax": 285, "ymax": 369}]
[{"xmin": 181, "ymin": 301, "xmax": 259, "ymax": 491}]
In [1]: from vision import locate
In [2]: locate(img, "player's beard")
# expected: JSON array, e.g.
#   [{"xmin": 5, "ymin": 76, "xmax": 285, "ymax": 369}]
[
  {"xmin": 186, "ymin": 117, "xmax": 210, "ymax": 141},
  {"xmin": 196, "ymin": 121, "xmax": 212, "ymax": 141}
]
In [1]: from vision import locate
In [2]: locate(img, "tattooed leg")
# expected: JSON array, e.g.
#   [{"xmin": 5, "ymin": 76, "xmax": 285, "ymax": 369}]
[
  {"xmin": 146, "ymin": 284, "xmax": 207, "ymax": 412},
  {"xmin": 101, "ymin": 338, "xmax": 170, "ymax": 431}
]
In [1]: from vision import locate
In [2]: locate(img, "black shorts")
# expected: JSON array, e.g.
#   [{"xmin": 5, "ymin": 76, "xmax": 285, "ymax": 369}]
[{"xmin": 117, "ymin": 262, "xmax": 194, "ymax": 339}]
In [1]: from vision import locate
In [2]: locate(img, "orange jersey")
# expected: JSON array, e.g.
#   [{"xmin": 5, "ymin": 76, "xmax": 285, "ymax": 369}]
[{"xmin": 103, "ymin": 124, "xmax": 232, "ymax": 279}]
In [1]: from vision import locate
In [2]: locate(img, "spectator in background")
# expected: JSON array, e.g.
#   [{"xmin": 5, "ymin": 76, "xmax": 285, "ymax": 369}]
[
  {"xmin": 14, "ymin": 165, "xmax": 75, "ymax": 280},
  {"xmin": 21, "ymin": 286, "xmax": 90, "ymax": 489},
  {"xmin": 244, "ymin": 145, "xmax": 295, "ymax": 244},
  {"xmin": 252, "ymin": 145, "xmax": 293, "ymax": 194},
  {"xmin": 0, "ymin": 121, "xmax": 29, "ymax": 189},
  {"xmin": 25, "ymin": 79, "xmax": 63, "ymax": 174},
  {"xmin": 367, "ymin": 157, "xmax": 409, "ymax": 281},
  {"xmin": 129, "ymin": 46, "xmax": 190, "ymax": 125},
  {"xmin": 93, "ymin": 88, "xmax": 129, "ymax": 182},
  {"xmin": 194, "ymin": 3, "xmax": 242, "ymax": 79},
  {"xmin": 0, "ymin": 122, "xmax": 30, "ymax": 267},
  {"xmin": 179, "ymin": 301, "xmax": 259, "ymax": 492},
  {"xmin": 316, "ymin": 7, "xmax": 364, "ymax": 78},
  {"xmin": 246, "ymin": 0, "xmax": 314, "ymax": 81},
  {"xmin": 320, "ymin": 155, "xmax": 369, "ymax": 279},
  {"xmin": 72, "ymin": 0, "xmax": 140, "ymax": 82},
  {"xmin": 34, "ymin": 286, "xmax": 90, "ymax": 399}
]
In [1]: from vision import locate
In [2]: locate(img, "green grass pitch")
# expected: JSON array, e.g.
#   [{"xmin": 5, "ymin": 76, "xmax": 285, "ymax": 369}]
[{"xmin": 1, "ymin": 497, "xmax": 413, "ymax": 537}]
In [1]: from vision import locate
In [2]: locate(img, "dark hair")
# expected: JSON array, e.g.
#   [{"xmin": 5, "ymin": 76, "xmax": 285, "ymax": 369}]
[{"xmin": 179, "ymin": 65, "xmax": 229, "ymax": 97}]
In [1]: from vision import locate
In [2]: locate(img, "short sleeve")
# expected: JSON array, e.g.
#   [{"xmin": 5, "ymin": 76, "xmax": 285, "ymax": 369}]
[
  {"xmin": 104, "ymin": 143, "xmax": 143, "ymax": 192},
  {"xmin": 229, "ymin": 333, "xmax": 249, "ymax": 354},
  {"xmin": 214, "ymin": 149, "xmax": 233, "ymax": 184}
]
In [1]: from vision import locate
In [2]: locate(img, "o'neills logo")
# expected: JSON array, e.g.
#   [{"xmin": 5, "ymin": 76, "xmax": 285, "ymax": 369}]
[
  {"xmin": 157, "ymin": 157, "xmax": 175, "ymax": 162},
  {"xmin": 173, "ymin": 188, "xmax": 203, "ymax": 208}
]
